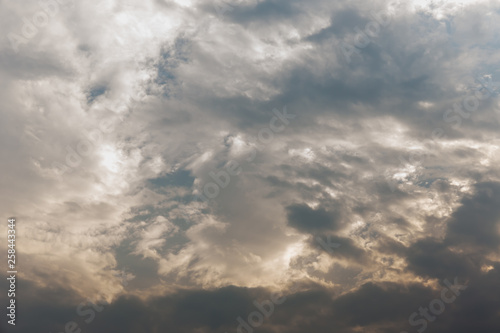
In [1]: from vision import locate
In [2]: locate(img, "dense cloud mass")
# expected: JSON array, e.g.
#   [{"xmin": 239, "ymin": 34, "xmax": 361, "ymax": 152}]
[{"xmin": 1, "ymin": 0, "xmax": 500, "ymax": 332}]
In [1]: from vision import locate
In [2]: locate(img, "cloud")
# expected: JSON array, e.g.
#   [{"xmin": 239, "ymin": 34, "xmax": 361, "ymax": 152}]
[
  {"xmin": 1, "ymin": 0, "xmax": 500, "ymax": 331},
  {"xmin": 286, "ymin": 203, "xmax": 342, "ymax": 232}
]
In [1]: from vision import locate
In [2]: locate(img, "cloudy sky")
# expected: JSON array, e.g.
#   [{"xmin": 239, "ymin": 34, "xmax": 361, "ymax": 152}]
[{"xmin": 1, "ymin": 0, "xmax": 500, "ymax": 332}]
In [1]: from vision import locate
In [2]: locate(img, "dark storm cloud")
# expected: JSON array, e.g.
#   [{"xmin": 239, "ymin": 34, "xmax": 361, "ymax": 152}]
[
  {"xmin": 445, "ymin": 182, "xmax": 500, "ymax": 251},
  {"xmin": 404, "ymin": 182, "xmax": 500, "ymax": 279},
  {"xmin": 286, "ymin": 203, "xmax": 341, "ymax": 232},
  {"xmin": 405, "ymin": 238, "xmax": 478, "ymax": 280},
  {"xmin": 1, "ymin": 279, "xmax": 270, "ymax": 333},
  {"xmin": 388, "ymin": 182, "xmax": 500, "ymax": 282},
  {"xmin": 8, "ymin": 270, "xmax": 498, "ymax": 333}
]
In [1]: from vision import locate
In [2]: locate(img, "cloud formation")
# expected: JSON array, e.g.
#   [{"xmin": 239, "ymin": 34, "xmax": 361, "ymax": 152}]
[{"xmin": 1, "ymin": 0, "xmax": 500, "ymax": 332}]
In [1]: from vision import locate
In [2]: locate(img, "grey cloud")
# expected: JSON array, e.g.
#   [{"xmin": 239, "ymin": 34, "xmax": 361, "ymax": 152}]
[
  {"xmin": 286, "ymin": 203, "xmax": 341, "ymax": 232},
  {"xmin": 445, "ymin": 182, "xmax": 500, "ymax": 251}
]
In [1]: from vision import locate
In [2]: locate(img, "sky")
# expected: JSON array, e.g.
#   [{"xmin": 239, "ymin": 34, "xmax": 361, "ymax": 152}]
[{"xmin": 1, "ymin": 0, "xmax": 500, "ymax": 332}]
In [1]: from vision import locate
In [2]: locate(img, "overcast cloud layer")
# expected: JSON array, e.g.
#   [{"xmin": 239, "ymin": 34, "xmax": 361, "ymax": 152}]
[{"xmin": 1, "ymin": 0, "xmax": 500, "ymax": 332}]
